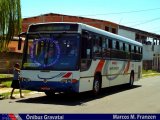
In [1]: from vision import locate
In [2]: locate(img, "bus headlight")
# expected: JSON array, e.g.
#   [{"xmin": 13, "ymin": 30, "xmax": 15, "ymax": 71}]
[
  {"xmin": 61, "ymin": 79, "xmax": 78, "ymax": 83},
  {"xmin": 22, "ymin": 78, "xmax": 31, "ymax": 82},
  {"xmin": 61, "ymin": 79, "xmax": 72, "ymax": 83}
]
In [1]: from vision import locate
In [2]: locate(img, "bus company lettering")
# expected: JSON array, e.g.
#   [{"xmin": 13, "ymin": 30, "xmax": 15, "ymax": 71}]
[
  {"xmin": 112, "ymin": 61, "xmax": 117, "ymax": 65},
  {"xmin": 110, "ymin": 67, "xmax": 119, "ymax": 70},
  {"xmin": 110, "ymin": 61, "xmax": 119, "ymax": 70}
]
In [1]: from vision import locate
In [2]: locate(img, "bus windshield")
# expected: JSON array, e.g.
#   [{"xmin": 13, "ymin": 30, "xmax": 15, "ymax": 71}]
[{"xmin": 22, "ymin": 33, "xmax": 80, "ymax": 70}]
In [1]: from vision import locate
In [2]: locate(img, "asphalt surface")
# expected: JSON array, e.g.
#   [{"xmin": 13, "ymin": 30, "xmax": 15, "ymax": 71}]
[{"xmin": 0, "ymin": 76, "xmax": 160, "ymax": 113}]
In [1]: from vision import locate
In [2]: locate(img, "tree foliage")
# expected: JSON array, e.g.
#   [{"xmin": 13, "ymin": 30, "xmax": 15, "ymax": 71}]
[{"xmin": 0, "ymin": 0, "xmax": 21, "ymax": 52}]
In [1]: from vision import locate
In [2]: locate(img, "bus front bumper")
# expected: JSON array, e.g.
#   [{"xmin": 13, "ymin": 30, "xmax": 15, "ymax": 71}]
[{"xmin": 20, "ymin": 80, "xmax": 79, "ymax": 93}]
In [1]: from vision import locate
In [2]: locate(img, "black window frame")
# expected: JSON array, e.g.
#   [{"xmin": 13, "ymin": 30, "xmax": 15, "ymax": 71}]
[
  {"xmin": 119, "ymin": 42, "xmax": 124, "ymax": 51},
  {"xmin": 108, "ymin": 39, "xmax": 112, "ymax": 49}
]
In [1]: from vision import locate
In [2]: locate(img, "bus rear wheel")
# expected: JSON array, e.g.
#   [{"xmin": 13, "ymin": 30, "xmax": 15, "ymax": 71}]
[
  {"xmin": 128, "ymin": 72, "xmax": 134, "ymax": 88},
  {"xmin": 45, "ymin": 91, "xmax": 55, "ymax": 97}
]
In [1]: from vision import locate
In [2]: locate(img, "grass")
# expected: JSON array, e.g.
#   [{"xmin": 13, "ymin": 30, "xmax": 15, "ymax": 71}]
[
  {"xmin": 1, "ymin": 80, "xmax": 12, "ymax": 87},
  {"xmin": 0, "ymin": 74, "xmax": 13, "ymax": 78},
  {"xmin": 142, "ymin": 69, "xmax": 160, "ymax": 78},
  {"xmin": 142, "ymin": 69, "xmax": 159, "ymax": 74}
]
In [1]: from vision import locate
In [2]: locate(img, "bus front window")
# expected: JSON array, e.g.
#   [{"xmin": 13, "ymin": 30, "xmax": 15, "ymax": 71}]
[{"xmin": 22, "ymin": 33, "xmax": 80, "ymax": 70}]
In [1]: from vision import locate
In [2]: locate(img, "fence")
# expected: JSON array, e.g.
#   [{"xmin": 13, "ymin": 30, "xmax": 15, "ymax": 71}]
[{"xmin": 0, "ymin": 52, "xmax": 22, "ymax": 74}]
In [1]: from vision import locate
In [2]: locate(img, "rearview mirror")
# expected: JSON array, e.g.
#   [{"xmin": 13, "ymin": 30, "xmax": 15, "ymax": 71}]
[
  {"xmin": 82, "ymin": 31, "xmax": 91, "ymax": 40},
  {"xmin": 18, "ymin": 37, "xmax": 22, "ymax": 50},
  {"xmin": 18, "ymin": 32, "xmax": 26, "ymax": 50}
]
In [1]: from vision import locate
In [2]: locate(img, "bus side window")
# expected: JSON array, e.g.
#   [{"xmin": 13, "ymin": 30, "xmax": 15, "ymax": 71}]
[
  {"xmin": 112, "ymin": 40, "xmax": 116, "ymax": 50},
  {"xmin": 119, "ymin": 42, "xmax": 125, "ymax": 59},
  {"xmin": 136, "ymin": 46, "xmax": 139, "ymax": 53},
  {"xmin": 140, "ymin": 47, "xmax": 143, "ymax": 60},
  {"xmin": 108, "ymin": 39, "xmax": 112, "ymax": 49},
  {"xmin": 81, "ymin": 31, "xmax": 92, "ymax": 59},
  {"xmin": 140, "ymin": 47, "xmax": 143, "ymax": 54},
  {"xmin": 119, "ymin": 42, "xmax": 123, "ymax": 51},
  {"xmin": 102, "ymin": 38, "xmax": 109, "ymax": 58},
  {"xmin": 125, "ymin": 44, "xmax": 129, "ymax": 52},
  {"xmin": 131, "ymin": 45, "xmax": 134, "ymax": 53},
  {"xmin": 93, "ymin": 36, "xmax": 102, "ymax": 58},
  {"xmin": 116, "ymin": 41, "xmax": 119, "ymax": 50},
  {"xmin": 80, "ymin": 30, "xmax": 92, "ymax": 71},
  {"xmin": 131, "ymin": 45, "xmax": 135, "ymax": 60},
  {"xmin": 134, "ymin": 46, "xmax": 137, "ymax": 53},
  {"xmin": 138, "ymin": 47, "xmax": 141, "ymax": 54},
  {"xmin": 102, "ymin": 38, "xmax": 108, "ymax": 49},
  {"xmin": 139, "ymin": 47, "xmax": 143, "ymax": 54},
  {"xmin": 126, "ymin": 44, "xmax": 130, "ymax": 59}
]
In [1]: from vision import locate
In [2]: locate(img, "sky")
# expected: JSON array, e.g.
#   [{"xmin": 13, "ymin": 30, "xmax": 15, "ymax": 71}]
[{"xmin": 21, "ymin": 0, "xmax": 160, "ymax": 34}]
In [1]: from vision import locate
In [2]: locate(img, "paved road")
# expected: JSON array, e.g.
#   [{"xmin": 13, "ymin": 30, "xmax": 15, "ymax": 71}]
[{"xmin": 0, "ymin": 76, "xmax": 160, "ymax": 113}]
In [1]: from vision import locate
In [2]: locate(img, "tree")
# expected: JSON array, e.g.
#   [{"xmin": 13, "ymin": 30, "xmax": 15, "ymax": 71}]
[{"xmin": 0, "ymin": 0, "xmax": 21, "ymax": 52}]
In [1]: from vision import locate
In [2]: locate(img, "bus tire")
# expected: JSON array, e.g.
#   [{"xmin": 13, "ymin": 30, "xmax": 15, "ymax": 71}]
[
  {"xmin": 45, "ymin": 91, "xmax": 55, "ymax": 97},
  {"xmin": 128, "ymin": 72, "xmax": 134, "ymax": 87},
  {"xmin": 92, "ymin": 75, "xmax": 101, "ymax": 96}
]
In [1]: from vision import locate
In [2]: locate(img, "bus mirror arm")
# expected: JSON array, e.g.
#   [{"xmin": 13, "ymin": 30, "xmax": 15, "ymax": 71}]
[
  {"xmin": 18, "ymin": 37, "xmax": 22, "ymax": 50},
  {"xmin": 18, "ymin": 32, "xmax": 26, "ymax": 50},
  {"xmin": 82, "ymin": 31, "xmax": 92, "ymax": 40}
]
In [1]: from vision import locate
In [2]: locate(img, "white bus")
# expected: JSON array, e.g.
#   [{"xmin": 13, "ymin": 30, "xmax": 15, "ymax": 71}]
[{"xmin": 18, "ymin": 22, "xmax": 142, "ymax": 96}]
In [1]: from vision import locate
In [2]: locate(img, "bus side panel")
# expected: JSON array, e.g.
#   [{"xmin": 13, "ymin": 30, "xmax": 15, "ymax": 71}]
[
  {"xmin": 79, "ymin": 77, "xmax": 94, "ymax": 92},
  {"xmin": 123, "ymin": 61, "xmax": 142, "ymax": 84},
  {"xmin": 101, "ymin": 76, "xmax": 110, "ymax": 88},
  {"xmin": 133, "ymin": 61, "xmax": 138, "ymax": 82},
  {"xmin": 101, "ymin": 60, "xmax": 110, "ymax": 88},
  {"xmin": 109, "ymin": 74, "xmax": 129, "ymax": 87},
  {"xmin": 122, "ymin": 73, "xmax": 130, "ymax": 84},
  {"xmin": 108, "ymin": 60, "xmax": 129, "ymax": 86},
  {"xmin": 123, "ymin": 61, "xmax": 133, "ymax": 84},
  {"xmin": 138, "ymin": 61, "xmax": 142, "ymax": 79}
]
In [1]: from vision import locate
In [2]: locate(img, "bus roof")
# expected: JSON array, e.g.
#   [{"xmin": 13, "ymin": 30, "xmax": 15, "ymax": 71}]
[
  {"xmin": 28, "ymin": 22, "xmax": 142, "ymax": 47},
  {"xmin": 79, "ymin": 23, "xmax": 142, "ymax": 47}
]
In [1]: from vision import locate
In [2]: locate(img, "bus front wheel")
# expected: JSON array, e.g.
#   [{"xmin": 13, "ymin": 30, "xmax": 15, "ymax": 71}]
[{"xmin": 92, "ymin": 75, "xmax": 101, "ymax": 95}]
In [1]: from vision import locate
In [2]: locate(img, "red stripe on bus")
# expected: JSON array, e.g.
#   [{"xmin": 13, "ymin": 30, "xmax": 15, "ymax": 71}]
[
  {"xmin": 63, "ymin": 72, "xmax": 72, "ymax": 78},
  {"xmin": 95, "ymin": 60, "xmax": 105, "ymax": 73},
  {"xmin": 124, "ymin": 61, "xmax": 130, "ymax": 74}
]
